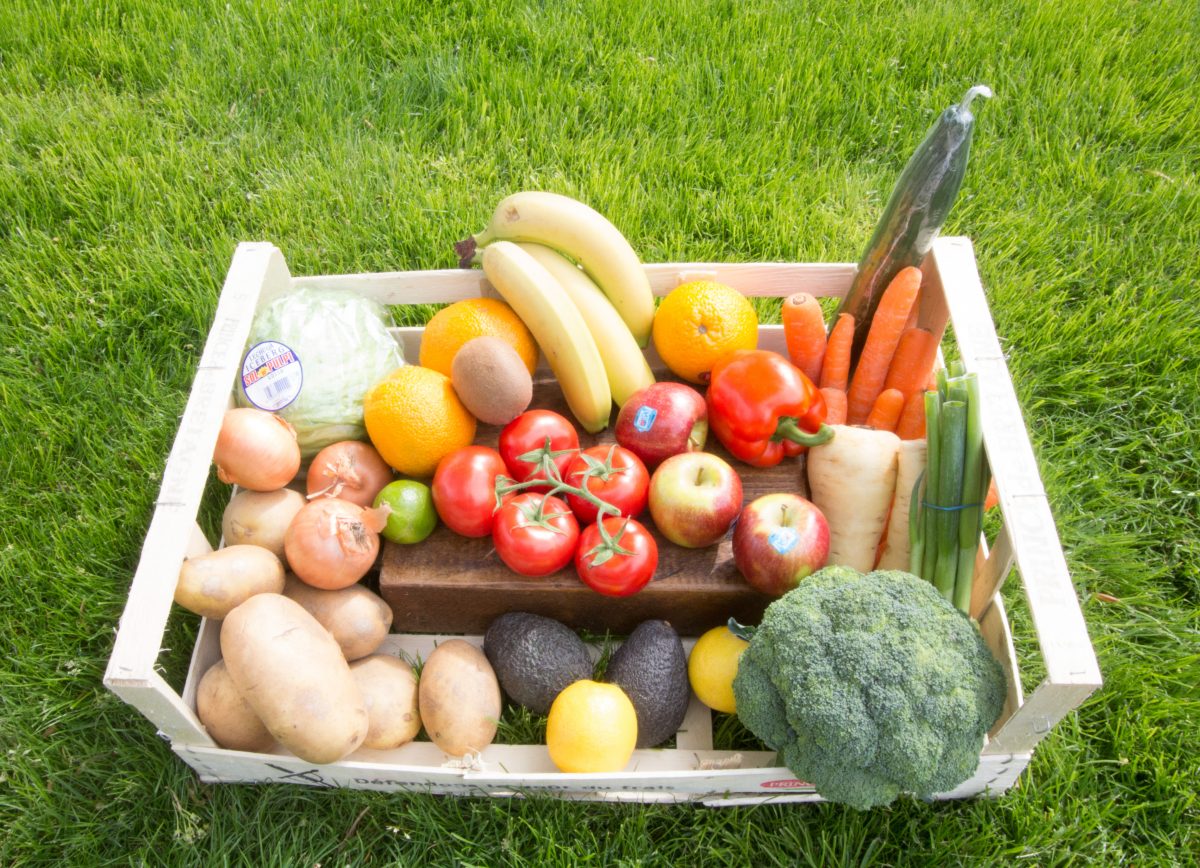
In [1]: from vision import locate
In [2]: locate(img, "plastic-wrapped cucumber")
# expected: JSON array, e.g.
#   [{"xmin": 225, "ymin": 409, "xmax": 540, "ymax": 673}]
[
  {"xmin": 236, "ymin": 286, "xmax": 404, "ymax": 459},
  {"xmin": 837, "ymin": 85, "xmax": 992, "ymax": 368}
]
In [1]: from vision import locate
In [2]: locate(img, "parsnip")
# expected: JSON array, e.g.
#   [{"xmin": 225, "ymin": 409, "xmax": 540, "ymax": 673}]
[
  {"xmin": 807, "ymin": 425, "xmax": 901, "ymax": 572},
  {"xmin": 877, "ymin": 439, "xmax": 928, "ymax": 570}
]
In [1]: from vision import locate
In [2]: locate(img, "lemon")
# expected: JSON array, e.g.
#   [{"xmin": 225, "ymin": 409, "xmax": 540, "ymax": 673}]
[
  {"xmin": 687, "ymin": 625, "xmax": 749, "ymax": 714},
  {"xmin": 546, "ymin": 680, "xmax": 638, "ymax": 773}
]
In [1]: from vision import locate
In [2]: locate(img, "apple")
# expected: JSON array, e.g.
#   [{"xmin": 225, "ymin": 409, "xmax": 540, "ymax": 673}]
[
  {"xmin": 614, "ymin": 382, "xmax": 708, "ymax": 468},
  {"xmin": 648, "ymin": 452, "xmax": 743, "ymax": 548},
  {"xmin": 732, "ymin": 493, "xmax": 829, "ymax": 596}
]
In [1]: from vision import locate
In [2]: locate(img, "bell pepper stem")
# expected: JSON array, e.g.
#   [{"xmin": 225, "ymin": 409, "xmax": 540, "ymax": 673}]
[{"xmin": 774, "ymin": 418, "xmax": 835, "ymax": 447}]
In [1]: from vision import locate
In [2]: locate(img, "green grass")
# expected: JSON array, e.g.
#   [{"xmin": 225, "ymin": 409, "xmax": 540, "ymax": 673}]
[{"xmin": 2, "ymin": 0, "xmax": 1198, "ymax": 863}]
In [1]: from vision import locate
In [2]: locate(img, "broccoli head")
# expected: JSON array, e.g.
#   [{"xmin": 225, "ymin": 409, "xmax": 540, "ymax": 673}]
[{"xmin": 732, "ymin": 565, "xmax": 1007, "ymax": 810}]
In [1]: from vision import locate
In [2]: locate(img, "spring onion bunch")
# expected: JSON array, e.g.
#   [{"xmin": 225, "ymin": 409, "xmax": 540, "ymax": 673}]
[{"xmin": 909, "ymin": 361, "xmax": 990, "ymax": 615}]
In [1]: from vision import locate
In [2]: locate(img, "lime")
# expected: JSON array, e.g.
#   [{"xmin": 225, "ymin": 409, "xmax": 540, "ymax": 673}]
[{"xmin": 374, "ymin": 480, "xmax": 437, "ymax": 544}]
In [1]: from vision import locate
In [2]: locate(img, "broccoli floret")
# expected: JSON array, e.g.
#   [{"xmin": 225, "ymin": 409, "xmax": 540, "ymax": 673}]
[{"xmin": 732, "ymin": 566, "xmax": 1007, "ymax": 810}]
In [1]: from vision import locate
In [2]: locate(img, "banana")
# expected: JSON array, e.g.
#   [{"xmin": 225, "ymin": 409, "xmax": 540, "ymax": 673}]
[
  {"xmin": 515, "ymin": 242, "xmax": 655, "ymax": 408},
  {"xmin": 456, "ymin": 191, "xmax": 656, "ymax": 347},
  {"xmin": 480, "ymin": 242, "xmax": 612, "ymax": 433}
]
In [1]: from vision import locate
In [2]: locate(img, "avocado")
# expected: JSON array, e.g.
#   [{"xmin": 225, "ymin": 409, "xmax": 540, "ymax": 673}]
[
  {"xmin": 483, "ymin": 612, "xmax": 593, "ymax": 714},
  {"xmin": 603, "ymin": 620, "xmax": 689, "ymax": 748}
]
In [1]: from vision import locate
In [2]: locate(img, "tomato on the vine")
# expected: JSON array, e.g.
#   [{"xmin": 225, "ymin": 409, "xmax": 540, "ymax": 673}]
[
  {"xmin": 431, "ymin": 446, "xmax": 507, "ymax": 538},
  {"xmin": 498, "ymin": 410, "xmax": 579, "ymax": 490},
  {"xmin": 574, "ymin": 517, "xmax": 658, "ymax": 597},
  {"xmin": 492, "ymin": 492, "xmax": 580, "ymax": 577},
  {"xmin": 564, "ymin": 445, "xmax": 650, "ymax": 525}
]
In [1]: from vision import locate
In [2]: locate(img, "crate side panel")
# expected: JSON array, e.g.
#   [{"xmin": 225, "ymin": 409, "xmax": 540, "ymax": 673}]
[
  {"xmin": 294, "ymin": 262, "xmax": 857, "ymax": 306},
  {"xmin": 931, "ymin": 238, "xmax": 1100, "ymax": 692}
]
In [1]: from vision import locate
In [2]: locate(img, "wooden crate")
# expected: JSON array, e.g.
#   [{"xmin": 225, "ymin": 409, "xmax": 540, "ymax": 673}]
[{"xmin": 103, "ymin": 239, "xmax": 1102, "ymax": 804}]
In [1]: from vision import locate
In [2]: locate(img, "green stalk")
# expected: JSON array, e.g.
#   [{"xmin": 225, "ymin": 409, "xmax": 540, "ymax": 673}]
[
  {"xmin": 948, "ymin": 377, "xmax": 970, "ymax": 407},
  {"xmin": 953, "ymin": 373, "xmax": 986, "ymax": 615},
  {"xmin": 908, "ymin": 469, "xmax": 926, "ymax": 577},
  {"xmin": 919, "ymin": 392, "xmax": 941, "ymax": 583},
  {"xmin": 933, "ymin": 400, "xmax": 966, "ymax": 601}
]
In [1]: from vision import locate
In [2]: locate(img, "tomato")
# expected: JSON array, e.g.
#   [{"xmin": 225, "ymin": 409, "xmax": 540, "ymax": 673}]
[
  {"xmin": 498, "ymin": 410, "xmax": 579, "ymax": 490},
  {"xmin": 431, "ymin": 446, "xmax": 507, "ymax": 537},
  {"xmin": 564, "ymin": 445, "xmax": 650, "ymax": 525},
  {"xmin": 492, "ymin": 492, "xmax": 580, "ymax": 577},
  {"xmin": 574, "ymin": 517, "xmax": 658, "ymax": 597}
]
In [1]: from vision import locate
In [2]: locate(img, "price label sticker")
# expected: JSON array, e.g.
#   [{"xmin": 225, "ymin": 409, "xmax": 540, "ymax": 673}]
[{"xmin": 241, "ymin": 341, "xmax": 302, "ymax": 411}]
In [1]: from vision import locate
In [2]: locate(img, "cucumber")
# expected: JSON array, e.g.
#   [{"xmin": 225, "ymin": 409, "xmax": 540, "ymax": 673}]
[{"xmin": 837, "ymin": 85, "xmax": 992, "ymax": 368}]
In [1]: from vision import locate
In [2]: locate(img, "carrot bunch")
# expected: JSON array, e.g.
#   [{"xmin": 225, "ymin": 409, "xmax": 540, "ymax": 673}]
[{"xmin": 782, "ymin": 267, "xmax": 938, "ymax": 438}]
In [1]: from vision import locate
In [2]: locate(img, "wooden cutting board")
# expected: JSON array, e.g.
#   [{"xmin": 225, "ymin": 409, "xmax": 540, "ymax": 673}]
[{"xmin": 379, "ymin": 378, "xmax": 808, "ymax": 637}]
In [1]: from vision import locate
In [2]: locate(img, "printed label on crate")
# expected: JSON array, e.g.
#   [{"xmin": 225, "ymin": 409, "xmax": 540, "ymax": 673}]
[
  {"xmin": 760, "ymin": 778, "xmax": 814, "ymax": 790},
  {"xmin": 241, "ymin": 341, "xmax": 302, "ymax": 411}
]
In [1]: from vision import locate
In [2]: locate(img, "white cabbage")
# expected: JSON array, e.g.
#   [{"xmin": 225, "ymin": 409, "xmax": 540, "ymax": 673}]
[{"xmin": 237, "ymin": 285, "xmax": 404, "ymax": 458}]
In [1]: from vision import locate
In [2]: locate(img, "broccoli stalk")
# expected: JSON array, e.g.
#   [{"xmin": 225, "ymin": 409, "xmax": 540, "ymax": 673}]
[{"xmin": 732, "ymin": 565, "xmax": 1007, "ymax": 810}]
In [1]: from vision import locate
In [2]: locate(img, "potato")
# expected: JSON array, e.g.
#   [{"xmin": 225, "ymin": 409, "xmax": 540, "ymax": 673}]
[
  {"xmin": 349, "ymin": 655, "xmax": 421, "ymax": 750},
  {"xmin": 281, "ymin": 575, "xmax": 392, "ymax": 660},
  {"xmin": 175, "ymin": 545, "xmax": 285, "ymax": 619},
  {"xmin": 220, "ymin": 593, "xmax": 368, "ymax": 764},
  {"xmin": 417, "ymin": 639, "xmax": 501, "ymax": 757},
  {"xmin": 221, "ymin": 487, "xmax": 307, "ymax": 559},
  {"xmin": 195, "ymin": 660, "xmax": 275, "ymax": 753}
]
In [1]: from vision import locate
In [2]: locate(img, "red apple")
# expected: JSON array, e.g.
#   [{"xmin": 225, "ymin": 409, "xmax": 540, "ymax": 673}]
[
  {"xmin": 733, "ymin": 493, "xmax": 829, "ymax": 595},
  {"xmin": 615, "ymin": 382, "xmax": 708, "ymax": 468},
  {"xmin": 648, "ymin": 452, "xmax": 742, "ymax": 548}
]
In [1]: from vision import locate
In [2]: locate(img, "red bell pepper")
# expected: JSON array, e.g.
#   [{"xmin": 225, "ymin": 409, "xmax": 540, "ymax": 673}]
[{"xmin": 706, "ymin": 349, "xmax": 834, "ymax": 467}]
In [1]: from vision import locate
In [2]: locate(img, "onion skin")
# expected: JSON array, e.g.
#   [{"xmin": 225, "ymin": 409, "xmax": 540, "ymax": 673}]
[
  {"xmin": 305, "ymin": 441, "xmax": 394, "ymax": 507},
  {"xmin": 214, "ymin": 408, "xmax": 301, "ymax": 491},
  {"xmin": 284, "ymin": 498, "xmax": 387, "ymax": 590},
  {"xmin": 222, "ymin": 488, "xmax": 307, "ymax": 559}
]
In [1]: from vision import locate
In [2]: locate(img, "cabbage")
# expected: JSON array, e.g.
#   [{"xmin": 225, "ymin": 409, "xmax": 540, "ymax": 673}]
[{"xmin": 236, "ymin": 285, "xmax": 405, "ymax": 458}]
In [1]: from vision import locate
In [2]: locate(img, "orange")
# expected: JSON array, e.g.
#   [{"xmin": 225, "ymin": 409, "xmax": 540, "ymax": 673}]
[
  {"xmin": 419, "ymin": 298, "xmax": 539, "ymax": 377},
  {"xmin": 546, "ymin": 680, "xmax": 638, "ymax": 773},
  {"xmin": 363, "ymin": 366, "xmax": 477, "ymax": 478},
  {"xmin": 651, "ymin": 281, "xmax": 758, "ymax": 383}
]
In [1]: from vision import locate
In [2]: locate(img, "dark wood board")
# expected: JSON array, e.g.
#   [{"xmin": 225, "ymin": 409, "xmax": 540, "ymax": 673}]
[{"xmin": 379, "ymin": 378, "xmax": 808, "ymax": 636}]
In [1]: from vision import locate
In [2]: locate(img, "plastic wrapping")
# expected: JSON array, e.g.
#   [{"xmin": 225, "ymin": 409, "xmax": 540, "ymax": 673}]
[{"xmin": 237, "ymin": 286, "xmax": 405, "ymax": 458}]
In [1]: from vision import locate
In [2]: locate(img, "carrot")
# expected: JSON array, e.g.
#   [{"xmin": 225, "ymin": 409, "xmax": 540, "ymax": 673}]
[
  {"xmin": 865, "ymin": 388, "xmax": 905, "ymax": 432},
  {"xmin": 820, "ymin": 387, "xmax": 847, "ymax": 425},
  {"xmin": 846, "ymin": 267, "xmax": 923, "ymax": 424},
  {"xmin": 819, "ymin": 313, "xmax": 855, "ymax": 390},
  {"xmin": 984, "ymin": 478, "xmax": 999, "ymax": 511},
  {"xmin": 895, "ymin": 390, "xmax": 928, "ymax": 440},
  {"xmin": 903, "ymin": 292, "xmax": 921, "ymax": 331},
  {"xmin": 883, "ymin": 327, "xmax": 938, "ymax": 397},
  {"xmin": 782, "ymin": 293, "xmax": 827, "ymax": 384},
  {"xmin": 807, "ymin": 425, "xmax": 901, "ymax": 572}
]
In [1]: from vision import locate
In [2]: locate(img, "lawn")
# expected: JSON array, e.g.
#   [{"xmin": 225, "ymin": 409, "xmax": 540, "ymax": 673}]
[{"xmin": 1, "ymin": 0, "xmax": 1197, "ymax": 863}]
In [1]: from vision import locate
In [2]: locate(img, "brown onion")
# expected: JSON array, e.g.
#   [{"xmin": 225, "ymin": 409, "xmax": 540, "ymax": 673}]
[
  {"xmin": 284, "ymin": 497, "xmax": 391, "ymax": 590},
  {"xmin": 214, "ymin": 408, "xmax": 301, "ymax": 491},
  {"xmin": 306, "ymin": 441, "xmax": 394, "ymax": 507},
  {"xmin": 222, "ymin": 487, "xmax": 307, "ymax": 559}
]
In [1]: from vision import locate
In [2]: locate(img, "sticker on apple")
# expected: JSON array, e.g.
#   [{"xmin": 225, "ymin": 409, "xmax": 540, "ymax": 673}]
[
  {"xmin": 768, "ymin": 526, "xmax": 799, "ymax": 554},
  {"xmin": 633, "ymin": 406, "xmax": 657, "ymax": 432}
]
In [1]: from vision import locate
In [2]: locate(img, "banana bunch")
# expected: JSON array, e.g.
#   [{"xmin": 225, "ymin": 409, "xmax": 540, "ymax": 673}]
[{"xmin": 459, "ymin": 192, "xmax": 656, "ymax": 433}]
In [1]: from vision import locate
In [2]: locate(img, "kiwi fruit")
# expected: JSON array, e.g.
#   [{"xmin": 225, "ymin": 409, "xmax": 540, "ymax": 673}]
[{"xmin": 451, "ymin": 336, "xmax": 534, "ymax": 425}]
